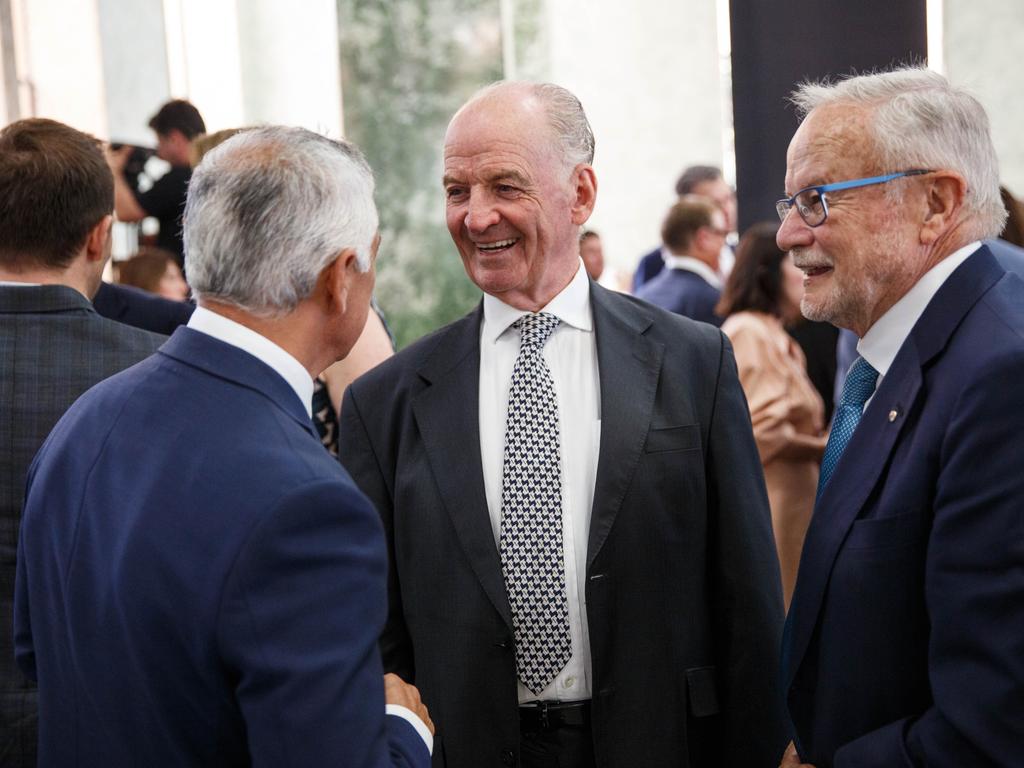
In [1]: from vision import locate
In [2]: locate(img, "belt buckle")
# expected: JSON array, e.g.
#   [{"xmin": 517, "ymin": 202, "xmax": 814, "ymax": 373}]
[{"xmin": 537, "ymin": 701, "xmax": 550, "ymax": 730}]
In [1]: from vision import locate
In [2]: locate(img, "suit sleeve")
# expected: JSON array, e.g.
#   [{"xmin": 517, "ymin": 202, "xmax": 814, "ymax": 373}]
[
  {"xmin": 338, "ymin": 385, "xmax": 417, "ymax": 683},
  {"xmin": 835, "ymin": 350, "xmax": 1024, "ymax": 768},
  {"xmin": 705, "ymin": 332, "xmax": 789, "ymax": 766},
  {"xmin": 216, "ymin": 478, "xmax": 429, "ymax": 768}
]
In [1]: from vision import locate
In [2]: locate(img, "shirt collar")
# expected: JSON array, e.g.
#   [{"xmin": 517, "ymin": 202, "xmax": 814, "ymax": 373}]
[
  {"xmin": 482, "ymin": 258, "xmax": 593, "ymax": 344},
  {"xmin": 187, "ymin": 305, "xmax": 314, "ymax": 417},
  {"xmin": 858, "ymin": 241, "xmax": 981, "ymax": 378},
  {"xmin": 662, "ymin": 253, "xmax": 723, "ymax": 289}
]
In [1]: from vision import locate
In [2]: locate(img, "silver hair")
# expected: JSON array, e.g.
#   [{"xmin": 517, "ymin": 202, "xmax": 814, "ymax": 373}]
[
  {"xmin": 467, "ymin": 81, "xmax": 596, "ymax": 171},
  {"xmin": 184, "ymin": 126, "xmax": 378, "ymax": 317},
  {"xmin": 791, "ymin": 67, "xmax": 1006, "ymax": 240}
]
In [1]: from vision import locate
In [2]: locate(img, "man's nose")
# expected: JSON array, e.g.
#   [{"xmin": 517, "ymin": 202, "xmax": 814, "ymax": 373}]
[
  {"xmin": 777, "ymin": 206, "xmax": 814, "ymax": 252},
  {"xmin": 465, "ymin": 194, "xmax": 500, "ymax": 233}
]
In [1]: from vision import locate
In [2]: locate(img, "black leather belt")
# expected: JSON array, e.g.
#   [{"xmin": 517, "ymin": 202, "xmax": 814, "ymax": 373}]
[{"xmin": 518, "ymin": 700, "xmax": 591, "ymax": 731}]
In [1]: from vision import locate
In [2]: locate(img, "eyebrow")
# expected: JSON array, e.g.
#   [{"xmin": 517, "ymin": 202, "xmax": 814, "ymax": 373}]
[{"xmin": 441, "ymin": 170, "xmax": 532, "ymax": 188}]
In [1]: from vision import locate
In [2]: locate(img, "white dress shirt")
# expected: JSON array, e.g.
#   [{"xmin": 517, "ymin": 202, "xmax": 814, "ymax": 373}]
[
  {"xmin": 188, "ymin": 305, "xmax": 433, "ymax": 753},
  {"xmin": 858, "ymin": 241, "xmax": 981, "ymax": 403},
  {"xmin": 662, "ymin": 253, "xmax": 724, "ymax": 290},
  {"xmin": 479, "ymin": 260, "xmax": 600, "ymax": 704},
  {"xmin": 187, "ymin": 306, "xmax": 314, "ymax": 417}
]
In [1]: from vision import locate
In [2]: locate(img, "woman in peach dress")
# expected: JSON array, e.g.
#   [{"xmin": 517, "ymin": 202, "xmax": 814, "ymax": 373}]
[{"xmin": 718, "ymin": 223, "xmax": 826, "ymax": 609}]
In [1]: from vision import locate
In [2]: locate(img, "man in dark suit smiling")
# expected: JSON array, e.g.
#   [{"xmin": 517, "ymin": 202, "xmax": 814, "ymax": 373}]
[{"xmin": 339, "ymin": 81, "xmax": 785, "ymax": 768}]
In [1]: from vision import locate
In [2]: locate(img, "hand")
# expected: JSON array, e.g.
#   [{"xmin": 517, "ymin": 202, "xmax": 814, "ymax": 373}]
[
  {"xmin": 384, "ymin": 672, "xmax": 434, "ymax": 735},
  {"xmin": 780, "ymin": 741, "xmax": 816, "ymax": 767},
  {"xmin": 104, "ymin": 144, "xmax": 132, "ymax": 173}
]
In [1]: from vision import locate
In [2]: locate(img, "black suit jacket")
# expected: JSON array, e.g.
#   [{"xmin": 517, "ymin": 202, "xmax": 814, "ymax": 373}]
[
  {"xmin": 0, "ymin": 285, "xmax": 163, "ymax": 766},
  {"xmin": 339, "ymin": 282, "xmax": 786, "ymax": 767}
]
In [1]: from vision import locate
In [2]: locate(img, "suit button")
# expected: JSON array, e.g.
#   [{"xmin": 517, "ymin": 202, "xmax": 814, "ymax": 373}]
[{"xmin": 501, "ymin": 748, "xmax": 515, "ymax": 765}]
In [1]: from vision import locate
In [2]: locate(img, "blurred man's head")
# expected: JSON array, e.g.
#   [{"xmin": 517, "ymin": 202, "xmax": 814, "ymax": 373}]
[
  {"xmin": 0, "ymin": 118, "xmax": 114, "ymax": 296},
  {"xmin": 676, "ymin": 165, "xmax": 737, "ymax": 233},
  {"xmin": 662, "ymin": 195, "xmax": 728, "ymax": 270},
  {"xmin": 185, "ymin": 126, "xmax": 379, "ymax": 358},
  {"xmin": 776, "ymin": 67, "xmax": 1004, "ymax": 337},
  {"xmin": 149, "ymin": 99, "xmax": 206, "ymax": 167},
  {"xmin": 579, "ymin": 230, "xmax": 604, "ymax": 280},
  {"xmin": 443, "ymin": 81, "xmax": 598, "ymax": 311}
]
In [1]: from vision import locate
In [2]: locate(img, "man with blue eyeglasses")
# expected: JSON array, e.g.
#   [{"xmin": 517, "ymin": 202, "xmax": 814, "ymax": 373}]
[{"xmin": 776, "ymin": 68, "xmax": 1024, "ymax": 768}]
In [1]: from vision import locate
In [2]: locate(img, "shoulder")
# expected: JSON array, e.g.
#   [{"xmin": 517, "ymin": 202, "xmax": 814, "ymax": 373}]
[
  {"xmin": 722, "ymin": 311, "xmax": 773, "ymax": 340},
  {"xmin": 597, "ymin": 283, "xmax": 723, "ymax": 351}
]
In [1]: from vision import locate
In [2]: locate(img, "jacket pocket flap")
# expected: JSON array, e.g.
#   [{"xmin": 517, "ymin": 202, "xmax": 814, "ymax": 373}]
[
  {"xmin": 686, "ymin": 666, "xmax": 720, "ymax": 717},
  {"xmin": 645, "ymin": 424, "xmax": 701, "ymax": 453}
]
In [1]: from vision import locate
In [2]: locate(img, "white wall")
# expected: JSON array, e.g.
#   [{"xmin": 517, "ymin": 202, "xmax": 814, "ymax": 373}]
[
  {"xmin": 17, "ymin": 0, "xmax": 107, "ymax": 136},
  {"xmin": 539, "ymin": 0, "xmax": 728, "ymax": 274},
  {"xmin": 943, "ymin": 0, "xmax": 1024, "ymax": 198}
]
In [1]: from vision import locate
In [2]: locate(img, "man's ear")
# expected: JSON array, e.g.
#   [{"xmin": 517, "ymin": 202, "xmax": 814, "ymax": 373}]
[
  {"xmin": 570, "ymin": 164, "xmax": 598, "ymax": 226},
  {"xmin": 920, "ymin": 172, "xmax": 966, "ymax": 245},
  {"xmin": 319, "ymin": 248, "xmax": 358, "ymax": 314},
  {"xmin": 84, "ymin": 215, "xmax": 113, "ymax": 263}
]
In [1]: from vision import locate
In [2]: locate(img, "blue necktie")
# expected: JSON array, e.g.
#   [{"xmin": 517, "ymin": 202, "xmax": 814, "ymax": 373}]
[{"xmin": 818, "ymin": 356, "xmax": 879, "ymax": 497}]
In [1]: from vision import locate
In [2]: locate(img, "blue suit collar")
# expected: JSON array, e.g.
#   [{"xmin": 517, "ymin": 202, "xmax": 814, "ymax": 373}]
[{"xmin": 158, "ymin": 327, "xmax": 317, "ymax": 439}]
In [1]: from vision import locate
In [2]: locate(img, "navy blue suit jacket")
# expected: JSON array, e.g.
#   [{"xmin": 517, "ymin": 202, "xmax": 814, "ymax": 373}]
[
  {"xmin": 14, "ymin": 328, "xmax": 428, "ymax": 767},
  {"xmin": 92, "ymin": 281, "xmax": 194, "ymax": 335},
  {"xmin": 634, "ymin": 267, "xmax": 723, "ymax": 327},
  {"xmin": 782, "ymin": 244, "xmax": 1024, "ymax": 767},
  {"xmin": 631, "ymin": 246, "xmax": 664, "ymax": 291}
]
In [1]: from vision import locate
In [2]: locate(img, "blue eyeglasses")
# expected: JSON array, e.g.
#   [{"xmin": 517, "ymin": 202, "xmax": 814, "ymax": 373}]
[{"xmin": 776, "ymin": 169, "xmax": 934, "ymax": 227}]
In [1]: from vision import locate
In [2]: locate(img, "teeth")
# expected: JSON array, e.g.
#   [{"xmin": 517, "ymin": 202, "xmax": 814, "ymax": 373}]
[{"xmin": 478, "ymin": 239, "xmax": 517, "ymax": 251}]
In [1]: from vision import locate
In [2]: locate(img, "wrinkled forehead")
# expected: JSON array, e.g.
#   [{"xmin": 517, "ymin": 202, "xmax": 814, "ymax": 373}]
[
  {"xmin": 786, "ymin": 104, "xmax": 879, "ymax": 190},
  {"xmin": 444, "ymin": 93, "xmax": 558, "ymax": 163}
]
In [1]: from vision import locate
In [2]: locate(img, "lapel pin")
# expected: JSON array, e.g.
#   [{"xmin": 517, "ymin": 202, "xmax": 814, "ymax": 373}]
[{"xmin": 888, "ymin": 408, "xmax": 899, "ymax": 422}]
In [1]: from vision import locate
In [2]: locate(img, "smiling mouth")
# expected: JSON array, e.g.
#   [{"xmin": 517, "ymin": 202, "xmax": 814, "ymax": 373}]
[
  {"xmin": 476, "ymin": 238, "xmax": 519, "ymax": 253},
  {"xmin": 801, "ymin": 265, "xmax": 832, "ymax": 278}
]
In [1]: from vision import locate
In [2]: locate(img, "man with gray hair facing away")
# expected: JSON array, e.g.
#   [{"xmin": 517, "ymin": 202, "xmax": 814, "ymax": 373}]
[
  {"xmin": 777, "ymin": 68, "xmax": 1024, "ymax": 767},
  {"xmin": 339, "ymin": 82, "xmax": 785, "ymax": 767},
  {"xmin": 15, "ymin": 127, "xmax": 433, "ymax": 767}
]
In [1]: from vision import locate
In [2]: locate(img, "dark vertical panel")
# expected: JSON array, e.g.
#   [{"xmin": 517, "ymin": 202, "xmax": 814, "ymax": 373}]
[
  {"xmin": 729, "ymin": 0, "xmax": 927, "ymax": 232},
  {"xmin": 729, "ymin": 0, "xmax": 926, "ymax": 414}
]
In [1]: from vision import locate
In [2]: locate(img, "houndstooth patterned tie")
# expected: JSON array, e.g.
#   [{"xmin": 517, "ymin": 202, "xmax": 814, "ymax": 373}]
[
  {"xmin": 818, "ymin": 356, "xmax": 879, "ymax": 497},
  {"xmin": 499, "ymin": 311, "xmax": 571, "ymax": 694}
]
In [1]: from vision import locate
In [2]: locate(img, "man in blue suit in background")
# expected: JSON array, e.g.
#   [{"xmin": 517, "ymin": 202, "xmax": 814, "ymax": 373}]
[
  {"xmin": 15, "ymin": 127, "xmax": 433, "ymax": 767},
  {"xmin": 777, "ymin": 67, "xmax": 1024, "ymax": 768}
]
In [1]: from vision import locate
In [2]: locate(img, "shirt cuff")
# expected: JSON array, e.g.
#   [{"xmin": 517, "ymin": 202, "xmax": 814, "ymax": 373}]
[{"xmin": 385, "ymin": 704, "xmax": 433, "ymax": 755}]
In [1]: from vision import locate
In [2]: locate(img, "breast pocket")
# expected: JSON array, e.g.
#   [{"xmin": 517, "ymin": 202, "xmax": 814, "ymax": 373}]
[
  {"xmin": 844, "ymin": 511, "xmax": 926, "ymax": 551},
  {"xmin": 644, "ymin": 424, "xmax": 701, "ymax": 454}
]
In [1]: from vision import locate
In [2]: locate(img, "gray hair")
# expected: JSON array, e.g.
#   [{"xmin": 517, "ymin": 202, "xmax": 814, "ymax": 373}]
[
  {"xmin": 467, "ymin": 81, "xmax": 595, "ymax": 171},
  {"xmin": 184, "ymin": 126, "xmax": 377, "ymax": 316},
  {"xmin": 791, "ymin": 67, "xmax": 1006, "ymax": 240}
]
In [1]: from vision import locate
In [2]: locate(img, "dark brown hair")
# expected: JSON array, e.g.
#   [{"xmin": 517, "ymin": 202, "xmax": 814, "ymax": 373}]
[
  {"xmin": 661, "ymin": 195, "xmax": 717, "ymax": 254},
  {"xmin": 0, "ymin": 118, "xmax": 113, "ymax": 270},
  {"xmin": 117, "ymin": 247, "xmax": 178, "ymax": 293},
  {"xmin": 149, "ymin": 99, "xmax": 206, "ymax": 140},
  {"xmin": 716, "ymin": 221, "xmax": 787, "ymax": 317},
  {"xmin": 675, "ymin": 165, "xmax": 722, "ymax": 196},
  {"xmin": 999, "ymin": 186, "xmax": 1024, "ymax": 248}
]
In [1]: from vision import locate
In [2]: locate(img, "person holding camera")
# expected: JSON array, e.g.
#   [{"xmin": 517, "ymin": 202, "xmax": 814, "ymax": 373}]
[{"xmin": 106, "ymin": 99, "xmax": 205, "ymax": 267}]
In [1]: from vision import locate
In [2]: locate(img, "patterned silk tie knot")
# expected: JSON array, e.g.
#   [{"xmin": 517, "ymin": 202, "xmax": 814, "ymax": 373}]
[
  {"xmin": 818, "ymin": 356, "xmax": 879, "ymax": 497},
  {"xmin": 514, "ymin": 312, "xmax": 560, "ymax": 352},
  {"xmin": 500, "ymin": 310, "xmax": 570, "ymax": 694}
]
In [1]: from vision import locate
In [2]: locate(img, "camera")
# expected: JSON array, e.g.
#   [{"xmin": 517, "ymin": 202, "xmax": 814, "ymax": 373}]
[{"xmin": 110, "ymin": 142, "xmax": 157, "ymax": 190}]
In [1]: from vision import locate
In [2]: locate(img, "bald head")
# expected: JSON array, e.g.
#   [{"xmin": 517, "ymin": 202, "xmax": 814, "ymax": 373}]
[{"xmin": 451, "ymin": 81, "xmax": 595, "ymax": 174}]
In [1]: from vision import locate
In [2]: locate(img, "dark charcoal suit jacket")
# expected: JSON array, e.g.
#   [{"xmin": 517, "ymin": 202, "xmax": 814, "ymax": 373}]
[
  {"xmin": 0, "ymin": 285, "xmax": 163, "ymax": 767},
  {"xmin": 14, "ymin": 328, "xmax": 429, "ymax": 767},
  {"xmin": 339, "ymin": 281, "xmax": 787, "ymax": 767},
  {"xmin": 782, "ymin": 244, "xmax": 1024, "ymax": 767}
]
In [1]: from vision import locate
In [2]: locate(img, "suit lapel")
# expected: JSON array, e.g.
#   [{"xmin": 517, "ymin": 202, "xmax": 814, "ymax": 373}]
[
  {"xmin": 784, "ymin": 245, "xmax": 1008, "ymax": 687},
  {"xmin": 587, "ymin": 284, "xmax": 663, "ymax": 570},
  {"xmin": 412, "ymin": 306, "xmax": 513, "ymax": 628}
]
